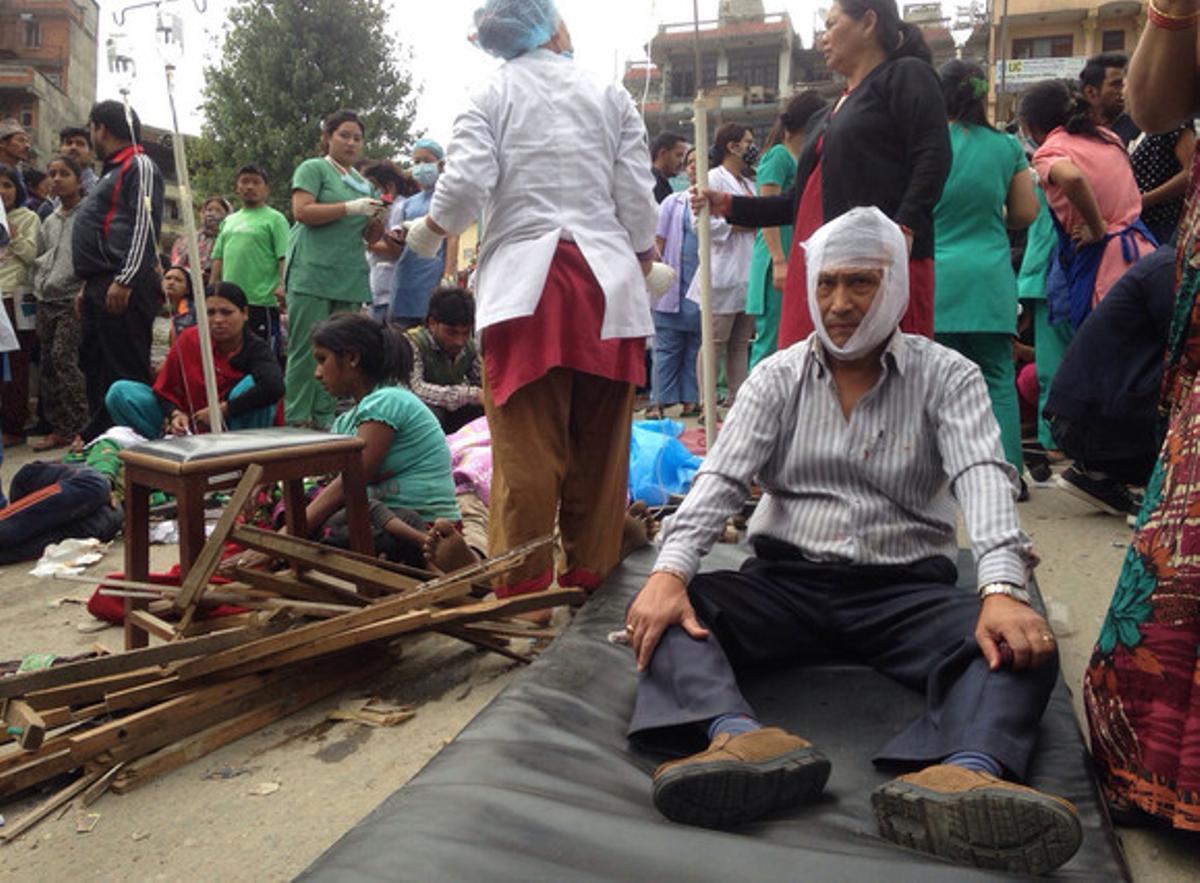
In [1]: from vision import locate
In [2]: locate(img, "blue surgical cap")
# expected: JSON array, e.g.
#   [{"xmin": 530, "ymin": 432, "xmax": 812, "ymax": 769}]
[
  {"xmin": 474, "ymin": 0, "xmax": 561, "ymax": 61},
  {"xmin": 413, "ymin": 137, "xmax": 445, "ymax": 160}
]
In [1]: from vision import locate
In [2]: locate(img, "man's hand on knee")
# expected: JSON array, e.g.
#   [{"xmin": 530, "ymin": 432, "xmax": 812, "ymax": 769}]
[
  {"xmin": 975, "ymin": 595, "xmax": 1057, "ymax": 672},
  {"xmin": 626, "ymin": 571, "xmax": 710, "ymax": 672}
]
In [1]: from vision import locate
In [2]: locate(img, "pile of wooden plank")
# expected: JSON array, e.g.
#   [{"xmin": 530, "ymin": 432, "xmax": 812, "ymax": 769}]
[{"xmin": 0, "ymin": 502, "xmax": 577, "ymax": 842}]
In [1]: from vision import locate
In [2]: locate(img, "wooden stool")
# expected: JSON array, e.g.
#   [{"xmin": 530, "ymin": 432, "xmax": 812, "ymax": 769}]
[{"xmin": 119, "ymin": 428, "xmax": 374, "ymax": 649}]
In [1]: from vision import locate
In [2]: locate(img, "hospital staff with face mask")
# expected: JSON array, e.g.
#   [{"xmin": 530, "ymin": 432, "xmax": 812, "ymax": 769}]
[{"xmin": 388, "ymin": 138, "xmax": 460, "ymax": 327}]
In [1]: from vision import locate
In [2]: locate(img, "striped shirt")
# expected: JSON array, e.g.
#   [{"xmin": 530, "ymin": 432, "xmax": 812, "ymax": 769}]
[{"xmin": 655, "ymin": 333, "xmax": 1033, "ymax": 589}]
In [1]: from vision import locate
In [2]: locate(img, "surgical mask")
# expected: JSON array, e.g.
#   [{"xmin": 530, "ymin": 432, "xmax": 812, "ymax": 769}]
[
  {"xmin": 741, "ymin": 144, "xmax": 760, "ymax": 169},
  {"xmin": 412, "ymin": 162, "xmax": 440, "ymax": 189}
]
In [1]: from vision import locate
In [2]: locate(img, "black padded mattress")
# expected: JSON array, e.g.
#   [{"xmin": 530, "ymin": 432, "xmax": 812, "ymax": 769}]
[{"xmin": 302, "ymin": 545, "xmax": 1129, "ymax": 881}]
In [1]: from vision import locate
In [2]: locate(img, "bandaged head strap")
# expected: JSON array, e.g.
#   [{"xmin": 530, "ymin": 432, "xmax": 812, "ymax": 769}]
[{"xmin": 803, "ymin": 206, "xmax": 909, "ymax": 361}]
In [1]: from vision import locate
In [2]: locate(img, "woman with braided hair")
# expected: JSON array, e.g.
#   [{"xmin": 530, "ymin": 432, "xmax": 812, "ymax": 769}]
[{"xmin": 932, "ymin": 59, "xmax": 1039, "ymax": 481}]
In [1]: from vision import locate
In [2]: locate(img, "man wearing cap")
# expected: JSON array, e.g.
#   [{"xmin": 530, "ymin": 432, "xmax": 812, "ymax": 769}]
[
  {"xmin": 623, "ymin": 207, "xmax": 1082, "ymax": 875},
  {"xmin": 388, "ymin": 138, "xmax": 459, "ymax": 327},
  {"xmin": 0, "ymin": 119, "xmax": 31, "ymax": 187}
]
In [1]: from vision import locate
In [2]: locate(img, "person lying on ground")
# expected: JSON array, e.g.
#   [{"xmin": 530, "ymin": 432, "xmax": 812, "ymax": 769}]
[
  {"xmin": 104, "ymin": 282, "xmax": 283, "ymax": 438},
  {"xmin": 622, "ymin": 207, "xmax": 1081, "ymax": 875},
  {"xmin": 375, "ymin": 412, "xmax": 658, "ymax": 575},
  {"xmin": 229, "ymin": 313, "xmax": 461, "ymax": 571},
  {"xmin": 404, "ymin": 286, "xmax": 484, "ymax": 434},
  {"xmin": 0, "ymin": 426, "xmax": 144, "ymax": 564}
]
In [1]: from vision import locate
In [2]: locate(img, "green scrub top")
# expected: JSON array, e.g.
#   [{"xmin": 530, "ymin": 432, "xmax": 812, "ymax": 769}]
[
  {"xmin": 286, "ymin": 157, "xmax": 378, "ymax": 303},
  {"xmin": 746, "ymin": 144, "xmax": 798, "ymax": 316},
  {"xmin": 1017, "ymin": 185, "xmax": 1055, "ymax": 301},
  {"xmin": 934, "ymin": 123, "xmax": 1029, "ymax": 333}
]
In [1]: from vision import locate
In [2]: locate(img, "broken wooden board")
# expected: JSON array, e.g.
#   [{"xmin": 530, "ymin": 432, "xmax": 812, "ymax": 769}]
[
  {"xmin": 0, "ymin": 626, "xmax": 281, "ymax": 701},
  {"xmin": 109, "ymin": 656, "xmax": 385, "ymax": 795}
]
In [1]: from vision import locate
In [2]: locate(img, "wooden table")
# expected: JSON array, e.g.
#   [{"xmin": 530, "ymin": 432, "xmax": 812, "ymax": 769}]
[{"xmin": 119, "ymin": 428, "xmax": 374, "ymax": 649}]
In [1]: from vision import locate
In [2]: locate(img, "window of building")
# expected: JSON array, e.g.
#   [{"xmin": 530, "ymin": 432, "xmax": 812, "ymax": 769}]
[
  {"xmin": 669, "ymin": 55, "xmax": 718, "ymax": 99},
  {"xmin": 165, "ymin": 198, "xmax": 181, "ymax": 222},
  {"xmin": 1102, "ymin": 30, "xmax": 1125, "ymax": 52},
  {"xmin": 726, "ymin": 49, "xmax": 779, "ymax": 90},
  {"xmin": 1012, "ymin": 34, "xmax": 1073, "ymax": 59},
  {"xmin": 19, "ymin": 103, "xmax": 34, "ymax": 127},
  {"xmin": 23, "ymin": 19, "xmax": 41, "ymax": 48}
]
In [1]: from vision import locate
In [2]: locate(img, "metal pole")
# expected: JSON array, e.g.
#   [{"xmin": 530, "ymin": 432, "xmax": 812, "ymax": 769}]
[
  {"xmin": 693, "ymin": 1, "xmax": 718, "ymax": 449},
  {"xmin": 164, "ymin": 62, "xmax": 223, "ymax": 432},
  {"xmin": 997, "ymin": 0, "xmax": 1010, "ymax": 120}
]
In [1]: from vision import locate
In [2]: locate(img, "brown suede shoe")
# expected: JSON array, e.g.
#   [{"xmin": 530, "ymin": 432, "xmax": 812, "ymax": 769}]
[
  {"xmin": 871, "ymin": 764, "xmax": 1083, "ymax": 875},
  {"xmin": 651, "ymin": 727, "xmax": 831, "ymax": 829}
]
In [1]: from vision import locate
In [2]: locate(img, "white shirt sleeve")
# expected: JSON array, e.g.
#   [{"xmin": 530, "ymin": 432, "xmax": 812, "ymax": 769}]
[
  {"xmin": 609, "ymin": 87, "xmax": 658, "ymax": 256},
  {"xmin": 430, "ymin": 92, "xmax": 500, "ymax": 237}
]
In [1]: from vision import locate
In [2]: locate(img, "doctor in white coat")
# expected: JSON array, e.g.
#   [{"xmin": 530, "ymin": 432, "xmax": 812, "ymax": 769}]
[
  {"xmin": 688, "ymin": 123, "xmax": 758, "ymax": 409},
  {"xmin": 403, "ymin": 0, "xmax": 665, "ymax": 603}
]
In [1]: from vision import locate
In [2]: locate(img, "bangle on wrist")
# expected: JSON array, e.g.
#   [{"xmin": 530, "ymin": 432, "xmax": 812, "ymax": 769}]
[{"xmin": 1148, "ymin": 0, "xmax": 1200, "ymax": 29}]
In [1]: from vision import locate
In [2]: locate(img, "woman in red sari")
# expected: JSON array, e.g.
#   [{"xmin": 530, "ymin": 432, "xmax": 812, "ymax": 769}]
[{"xmin": 694, "ymin": 0, "xmax": 950, "ymax": 348}]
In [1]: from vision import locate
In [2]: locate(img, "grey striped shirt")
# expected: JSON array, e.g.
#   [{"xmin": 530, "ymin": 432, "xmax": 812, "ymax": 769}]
[{"xmin": 655, "ymin": 333, "xmax": 1033, "ymax": 589}]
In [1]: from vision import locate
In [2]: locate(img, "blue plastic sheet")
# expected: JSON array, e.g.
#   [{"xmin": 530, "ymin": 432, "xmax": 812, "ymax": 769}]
[{"xmin": 628, "ymin": 419, "xmax": 702, "ymax": 505}]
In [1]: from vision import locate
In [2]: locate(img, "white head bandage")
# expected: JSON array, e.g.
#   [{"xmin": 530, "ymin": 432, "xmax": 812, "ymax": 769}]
[{"xmin": 803, "ymin": 206, "xmax": 909, "ymax": 361}]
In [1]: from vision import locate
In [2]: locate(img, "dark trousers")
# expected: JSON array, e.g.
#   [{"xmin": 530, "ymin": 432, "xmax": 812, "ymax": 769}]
[
  {"xmin": 247, "ymin": 305, "xmax": 283, "ymax": 358},
  {"xmin": 79, "ymin": 273, "xmax": 161, "ymax": 440},
  {"xmin": 429, "ymin": 402, "xmax": 485, "ymax": 435},
  {"xmin": 629, "ymin": 552, "xmax": 1058, "ymax": 781}
]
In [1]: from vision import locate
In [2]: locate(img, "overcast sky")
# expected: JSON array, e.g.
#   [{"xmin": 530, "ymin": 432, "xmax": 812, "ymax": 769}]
[{"xmin": 94, "ymin": 1, "xmax": 839, "ymax": 149}]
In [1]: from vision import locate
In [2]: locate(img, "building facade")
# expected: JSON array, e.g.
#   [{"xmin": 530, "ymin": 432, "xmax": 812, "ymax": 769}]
[
  {"xmin": 0, "ymin": 0, "xmax": 99, "ymax": 163},
  {"xmin": 989, "ymin": 0, "xmax": 1144, "ymax": 118},
  {"xmin": 624, "ymin": 0, "xmax": 833, "ymax": 145}
]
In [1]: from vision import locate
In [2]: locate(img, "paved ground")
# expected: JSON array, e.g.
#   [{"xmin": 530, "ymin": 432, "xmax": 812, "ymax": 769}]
[{"xmin": 0, "ymin": 440, "xmax": 1197, "ymax": 879}]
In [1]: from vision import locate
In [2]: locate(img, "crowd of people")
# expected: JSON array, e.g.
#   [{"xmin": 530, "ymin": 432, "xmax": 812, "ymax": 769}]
[{"xmin": 0, "ymin": 0, "xmax": 1198, "ymax": 872}]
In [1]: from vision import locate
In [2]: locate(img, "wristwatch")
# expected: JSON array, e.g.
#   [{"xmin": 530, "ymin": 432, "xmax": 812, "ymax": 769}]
[{"xmin": 979, "ymin": 582, "xmax": 1031, "ymax": 605}]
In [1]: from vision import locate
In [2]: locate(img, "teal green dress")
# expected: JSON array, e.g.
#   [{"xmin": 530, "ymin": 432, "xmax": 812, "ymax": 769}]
[
  {"xmin": 746, "ymin": 144, "xmax": 797, "ymax": 368},
  {"xmin": 933, "ymin": 123, "xmax": 1029, "ymax": 473},
  {"xmin": 1017, "ymin": 185, "xmax": 1073, "ymax": 451}
]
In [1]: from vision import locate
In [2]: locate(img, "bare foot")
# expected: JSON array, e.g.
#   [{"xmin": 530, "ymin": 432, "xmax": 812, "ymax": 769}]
[
  {"xmin": 423, "ymin": 518, "xmax": 479, "ymax": 574},
  {"xmin": 31, "ymin": 432, "xmax": 72, "ymax": 452},
  {"xmin": 620, "ymin": 501, "xmax": 659, "ymax": 560}
]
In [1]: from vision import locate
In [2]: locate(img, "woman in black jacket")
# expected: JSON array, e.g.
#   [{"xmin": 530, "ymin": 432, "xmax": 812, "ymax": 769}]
[
  {"xmin": 103, "ymin": 282, "xmax": 284, "ymax": 437},
  {"xmin": 695, "ymin": 0, "xmax": 951, "ymax": 348}
]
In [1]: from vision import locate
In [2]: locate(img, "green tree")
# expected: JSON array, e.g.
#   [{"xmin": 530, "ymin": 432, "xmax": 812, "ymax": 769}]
[{"xmin": 193, "ymin": 0, "xmax": 418, "ymax": 214}]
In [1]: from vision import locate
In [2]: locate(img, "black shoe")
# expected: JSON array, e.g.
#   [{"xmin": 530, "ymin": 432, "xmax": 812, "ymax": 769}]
[
  {"xmin": 1056, "ymin": 465, "xmax": 1137, "ymax": 516},
  {"xmin": 1017, "ymin": 478, "xmax": 1029, "ymax": 503}
]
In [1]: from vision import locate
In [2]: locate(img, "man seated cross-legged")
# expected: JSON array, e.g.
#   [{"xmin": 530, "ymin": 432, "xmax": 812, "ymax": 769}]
[{"xmin": 624, "ymin": 207, "xmax": 1083, "ymax": 875}]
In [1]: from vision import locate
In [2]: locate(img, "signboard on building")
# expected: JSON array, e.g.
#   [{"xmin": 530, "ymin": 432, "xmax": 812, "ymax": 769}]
[{"xmin": 995, "ymin": 57, "xmax": 1087, "ymax": 92}]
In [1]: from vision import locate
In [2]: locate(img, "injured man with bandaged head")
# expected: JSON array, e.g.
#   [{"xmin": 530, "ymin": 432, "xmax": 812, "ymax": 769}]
[{"xmin": 622, "ymin": 206, "xmax": 1082, "ymax": 875}]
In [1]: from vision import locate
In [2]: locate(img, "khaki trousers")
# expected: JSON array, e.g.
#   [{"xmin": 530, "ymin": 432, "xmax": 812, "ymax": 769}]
[{"xmin": 485, "ymin": 367, "xmax": 634, "ymax": 596}]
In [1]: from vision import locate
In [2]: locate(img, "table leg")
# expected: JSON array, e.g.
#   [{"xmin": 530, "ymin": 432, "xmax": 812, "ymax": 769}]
[
  {"xmin": 284, "ymin": 479, "xmax": 308, "ymax": 539},
  {"xmin": 342, "ymin": 454, "xmax": 375, "ymax": 560},
  {"xmin": 123, "ymin": 482, "xmax": 151, "ymax": 650},
  {"xmin": 178, "ymin": 475, "xmax": 208, "ymax": 579}
]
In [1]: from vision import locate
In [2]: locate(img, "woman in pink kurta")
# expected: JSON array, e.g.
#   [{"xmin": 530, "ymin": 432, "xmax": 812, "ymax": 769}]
[{"xmin": 1022, "ymin": 80, "xmax": 1154, "ymax": 313}]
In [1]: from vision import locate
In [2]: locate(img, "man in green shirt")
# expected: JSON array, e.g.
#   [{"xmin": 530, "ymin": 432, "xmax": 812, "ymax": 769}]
[{"xmin": 211, "ymin": 164, "xmax": 290, "ymax": 355}]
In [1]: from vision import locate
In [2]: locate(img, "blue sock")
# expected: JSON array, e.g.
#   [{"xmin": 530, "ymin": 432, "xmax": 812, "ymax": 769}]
[
  {"xmin": 707, "ymin": 713, "xmax": 763, "ymax": 742},
  {"xmin": 944, "ymin": 750, "xmax": 1004, "ymax": 778}
]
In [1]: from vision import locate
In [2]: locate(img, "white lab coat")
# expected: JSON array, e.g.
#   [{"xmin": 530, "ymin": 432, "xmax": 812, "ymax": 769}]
[
  {"xmin": 0, "ymin": 199, "xmax": 16, "ymax": 354},
  {"xmin": 686, "ymin": 165, "xmax": 755, "ymax": 315},
  {"xmin": 431, "ymin": 49, "xmax": 658, "ymax": 339}
]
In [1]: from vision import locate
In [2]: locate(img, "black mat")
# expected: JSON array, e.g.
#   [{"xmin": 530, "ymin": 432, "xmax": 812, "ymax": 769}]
[{"xmin": 302, "ymin": 545, "xmax": 1129, "ymax": 881}]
